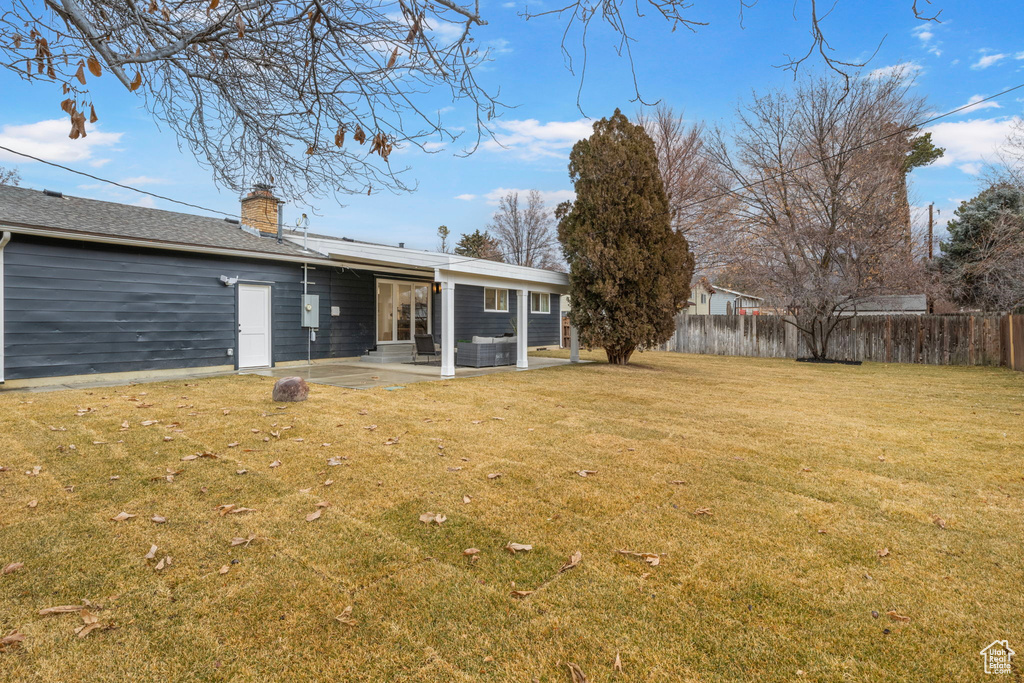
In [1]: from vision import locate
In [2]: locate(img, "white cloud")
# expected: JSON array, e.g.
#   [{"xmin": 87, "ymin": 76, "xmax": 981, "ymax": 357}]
[
  {"xmin": 454, "ymin": 193, "xmax": 477, "ymax": 201},
  {"xmin": 911, "ymin": 25, "xmax": 941, "ymax": 56},
  {"xmin": 487, "ymin": 38, "xmax": 512, "ymax": 55},
  {"xmin": 957, "ymin": 162, "xmax": 983, "ymax": 175},
  {"xmin": 132, "ymin": 195, "xmax": 157, "ymax": 208},
  {"xmin": 866, "ymin": 62, "xmax": 922, "ymax": 81},
  {"xmin": 971, "ymin": 53, "xmax": 1006, "ymax": 69},
  {"xmin": 483, "ymin": 187, "xmax": 576, "ymax": 206},
  {"xmin": 960, "ymin": 94, "xmax": 1001, "ymax": 113},
  {"xmin": 0, "ymin": 119, "xmax": 122, "ymax": 164},
  {"xmin": 924, "ymin": 116, "xmax": 1020, "ymax": 174},
  {"xmin": 120, "ymin": 175, "xmax": 168, "ymax": 186},
  {"xmin": 482, "ymin": 118, "xmax": 593, "ymax": 159},
  {"xmin": 1018, "ymin": 51, "xmax": 1024, "ymax": 60}
]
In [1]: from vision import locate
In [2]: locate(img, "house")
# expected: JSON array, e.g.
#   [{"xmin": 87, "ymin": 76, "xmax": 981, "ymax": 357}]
[
  {"xmin": 0, "ymin": 184, "xmax": 569, "ymax": 388},
  {"xmin": 686, "ymin": 278, "xmax": 763, "ymax": 315},
  {"xmin": 840, "ymin": 294, "xmax": 928, "ymax": 317}
]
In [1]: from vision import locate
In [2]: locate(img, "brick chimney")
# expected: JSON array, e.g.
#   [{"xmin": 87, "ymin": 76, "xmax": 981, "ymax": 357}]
[{"xmin": 240, "ymin": 183, "xmax": 281, "ymax": 236}]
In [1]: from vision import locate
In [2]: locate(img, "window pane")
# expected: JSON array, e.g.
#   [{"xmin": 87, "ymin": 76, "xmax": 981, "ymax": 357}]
[
  {"xmin": 414, "ymin": 285, "xmax": 429, "ymax": 335},
  {"xmin": 498, "ymin": 290, "xmax": 508, "ymax": 311},
  {"xmin": 377, "ymin": 282, "xmax": 393, "ymax": 342},
  {"xmin": 485, "ymin": 288, "xmax": 496, "ymax": 310},
  {"xmin": 397, "ymin": 284, "xmax": 412, "ymax": 341}
]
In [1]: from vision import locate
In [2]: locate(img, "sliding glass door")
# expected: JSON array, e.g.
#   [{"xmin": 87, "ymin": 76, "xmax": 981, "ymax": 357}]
[{"xmin": 376, "ymin": 280, "xmax": 431, "ymax": 343}]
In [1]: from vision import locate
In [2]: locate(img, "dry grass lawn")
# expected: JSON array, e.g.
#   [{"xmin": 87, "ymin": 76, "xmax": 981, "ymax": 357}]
[{"xmin": 1, "ymin": 351, "xmax": 1022, "ymax": 681}]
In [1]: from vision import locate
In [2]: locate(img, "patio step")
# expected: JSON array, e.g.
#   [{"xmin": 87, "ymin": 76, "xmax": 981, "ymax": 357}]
[{"xmin": 359, "ymin": 343, "xmax": 415, "ymax": 364}]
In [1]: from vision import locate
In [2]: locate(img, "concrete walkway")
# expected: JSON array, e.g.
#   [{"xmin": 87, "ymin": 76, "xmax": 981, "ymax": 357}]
[{"xmin": 244, "ymin": 356, "xmax": 577, "ymax": 390}]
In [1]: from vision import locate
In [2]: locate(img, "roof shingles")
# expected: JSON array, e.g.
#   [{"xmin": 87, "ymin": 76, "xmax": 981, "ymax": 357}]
[{"xmin": 0, "ymin": 185, "xmax": 318, "ymax": 259}]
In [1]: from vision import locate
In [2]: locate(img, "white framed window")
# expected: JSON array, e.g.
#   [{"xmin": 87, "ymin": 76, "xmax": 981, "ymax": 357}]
[
  {"xmin": 700, "ymin": 293, "xmax": 706, "ymax": 304},
  {"xmin": 484, "ymin": 288, "xmax": 509, "ymax": 312},
  {"xmin": 530, "ymin": 292, "xmax": 550, "ymax": 314}
]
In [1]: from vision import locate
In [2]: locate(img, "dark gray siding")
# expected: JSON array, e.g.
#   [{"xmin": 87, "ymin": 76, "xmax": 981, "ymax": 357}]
[
  {"xmin": 1, "ymin": 235, "xmax": 379, "ymax": 381},
  {"xmin": 435, "ymin": 285, "xmax": 560, "ymax": 347}
]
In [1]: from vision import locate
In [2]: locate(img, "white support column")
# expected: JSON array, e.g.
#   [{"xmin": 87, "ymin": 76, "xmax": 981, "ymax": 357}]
[
  {"xmin": 516, "ymin": 289, "xmax": 529, "ymax": 369},
  {"xmin": 570, "ymin": 324, "xmax": 580, "ymax": 363},
  {"xmin": 440, "ymin": 278, "xmax": 456, "ymax": 377}
]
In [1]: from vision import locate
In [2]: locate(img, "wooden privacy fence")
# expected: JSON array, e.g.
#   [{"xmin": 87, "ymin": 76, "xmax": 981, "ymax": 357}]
[{"xmin": 659, "ymin": 313, "xmax": 1020, "ymax": 368}]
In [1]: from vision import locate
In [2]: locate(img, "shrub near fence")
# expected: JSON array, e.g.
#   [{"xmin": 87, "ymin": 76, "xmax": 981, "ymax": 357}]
[{"xmin": 659, "ymin": 313, "xmax": 1017, "ymax": 368}]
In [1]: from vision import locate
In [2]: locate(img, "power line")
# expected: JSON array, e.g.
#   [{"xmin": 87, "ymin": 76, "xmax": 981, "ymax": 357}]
[
  {"xmin": 674, "ymin": 82, "xmax": 1024, "ymax": 214},
  {"xmin": 0, "ymin": 143, "xmax": 233, "ymax": 217},
  {"xmin": 3, "ymin": 81, "xmax": 1020, "ymax": 270}
]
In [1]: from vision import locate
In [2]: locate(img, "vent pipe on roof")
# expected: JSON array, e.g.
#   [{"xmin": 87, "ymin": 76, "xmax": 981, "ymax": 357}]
[
  {"xmin": 398, "ymin": 242, "xmax": 405, "ymax": 249},
  {"xmin": 276, "ymin": 202, "xmax": 283, "ymax": 243},
  {"xmin": 43, "ymin": 189, "xmax": 63, "ymax": 198}
]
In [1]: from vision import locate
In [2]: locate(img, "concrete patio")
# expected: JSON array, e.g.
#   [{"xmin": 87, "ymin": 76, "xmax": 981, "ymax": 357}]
[{"xmin": 244, "ymin": 355, "xmax": 578, "ymax": 390}]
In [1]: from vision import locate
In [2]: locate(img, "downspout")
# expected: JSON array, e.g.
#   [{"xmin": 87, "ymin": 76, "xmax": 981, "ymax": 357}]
[
  {"xmin": 304, "ymin": 262, "xmax": 311, "ymax": 365},
  {"xmin": 0, "ymin": 231, "xmax": 10, "ymax": 383}
]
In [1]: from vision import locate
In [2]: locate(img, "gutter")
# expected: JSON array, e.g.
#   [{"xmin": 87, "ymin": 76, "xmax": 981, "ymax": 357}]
[
  {"xmin": 0, "ymin": 222, "xmax": 336, "ymax": 268},
  {"xmin": 0, "ymin": 230, "xmax": 10, "ymax": 383}
]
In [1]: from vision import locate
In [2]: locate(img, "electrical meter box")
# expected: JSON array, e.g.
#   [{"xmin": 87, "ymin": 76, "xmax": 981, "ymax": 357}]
[{"xmin": 301, "ymin": 294, "xmax": 320, "ymax": 328}]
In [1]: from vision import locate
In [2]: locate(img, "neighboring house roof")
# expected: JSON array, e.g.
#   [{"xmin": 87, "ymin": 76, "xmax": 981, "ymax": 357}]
[
  {"xmin": 846, "ymin": 294, "xmax": 927, "ymax": 313},
  {"xmin": 712, "ymin": 285, "xmax": 764, "ymax": 302},
  {"xmin": 0, "ymin": 185, "xmax": 320, "ymax": 261}
]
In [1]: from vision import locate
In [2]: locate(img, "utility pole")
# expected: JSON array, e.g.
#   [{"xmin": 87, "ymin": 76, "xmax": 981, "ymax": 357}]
[{"xmin": 927, "ymin": 203, "xmax": 934, "ymax": 260}]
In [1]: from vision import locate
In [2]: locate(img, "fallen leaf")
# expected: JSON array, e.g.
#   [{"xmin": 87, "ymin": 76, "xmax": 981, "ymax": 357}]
[
  {"xmin": 614, "ymin": 652, "xmax": 622, "ymax": 672},
  {"xmin": 327, "ymin": 457, "xmax": 345, "ymax": 466},
  {"xmin": 144, "ymin": 544, "xmax": 158, "ymax": 560},
  {"xmin": 27, "ymin": 499, "xmax": 38, "ymax": 508},
  {"xmin": 324, "ymin": 479, "xmax": 334, "ymax": 486},
  {"xmin": 617, "ymin": 549, "xmax": 661, "ymax": 566},
  {"xmin": 218, "ymin": 565, "xmax": 230, "ymax": 575},
  {"xmin": 419, "ymin": 512, "xmax": 446, "ymax": 525},
  {"xmin": 306, "ymin": 509, "xmax": 322, "ymax": 522},
  {"xmin": 559, "ymin": 551, "xmax": 582, "ymax": 573},
  {"xmin": 75, "ymin": 610, "xmax": 102, "ymax": 638},
  {"xmin": 505, "ymin": 542, "xmax": 532, "ymax": 554},
  {"xmin": 236, "ymin": 469, "xmax": 248, "ymax": 475},
  {"xmin": 230, "ymin": 507, "xmax": 255, "ymax": 515},
  {"xmin": 364, "ymin": 425, "xmax": 377, "ymax": 431},
  {"xmin": 269, "ymin": 460, "xmax": 282, "ymax": 468},
  {"xmin": 38, "ymin": 605, "xmax": 85, "ymax": 615},
  {"xmin": 0, "ymin": 631, "xmax": 25, "ymax": 649},
  {"xmin": 463, "ymin": 495, "xmax": 472, "ymax": 504},
  {"xmin": 463, "ymin": 548, "xmax": 480, "ymax": 556},
  {"xmin": 217, "ymin": 504, "xmax": 236, "ymax": 515},
  {"xmin": 669, "ymin": 480, "xmax": 687, "ymax": 485},
  {"xmin": 487, "ymin": 473, "xmax": 502, "ymax": 480},
  {"xmin": 316, "ymin": 501, "xmax": 331, "ymax": 508},
  {"xmin": 575, "ymin": 470, "xmax": 597, "ymax": 477},
  {"xmin": 140, "ymin": 420, "xmax": 159, "ymax": 426},
  {"xmin": 447, "ymin": 467, "xmax": 463, "ymax": 472},
  {"xmin": 693, "ymin": 507, "xmax": 713, "ymax": 516},
  {"xmin": 510, "ymin": 590, "xmax": 533, "ymax": 599},
  {"xmin": 227, "ymin": 442, "xmax": 240, "ymax": 448},
  {"xmin": 299, "ymin": 487, "xmax": 312, "ymax": 494},
  {"xmin": 886, "ymin": 610, "xmax": 911, "ymax": 622},
  {"xmin": 181, "ymin": 455, "xmax": 199, "ymax": 461},
  {"xmin": 109, "ymin": 475, "xmax": 120, "ymax": 481},
  {"xmin": 471, "ymin": 420, "xmax": 483, "ymax": 424},
  {"xmin": 3, "ymin": 562, "xmax": 24, "ymax": 574},
  {"xmin": 155, "ymin": 556, "xmax": 170, "ymax": 571},
  {"xmin": 932, "ymin": 516, "xmax": 947, "ymax": 529},
  {"xmin": 566, "ymin": 662, "xmax": 588, "ymax": 682},
  {"xmin": 151, "ymin": 515, "xmax": 167, "ymax": 524},
  {"xmin": 335, "ymin": 605, "xmax": 357, "ymax": 626},
  {"xmin": 111, "ymin": 511, "xmax": 136, "ymax": 522},
  {"xmin": 230, "ymin": 535, "xmax": 257, "ymax": 547},
  {"xmin": 877, "ymin": 548, "xmax": 890, "ymax": 558},
  {"xmin": 163, "ymin": 436, "xmax": 173, "ymax": 442}
]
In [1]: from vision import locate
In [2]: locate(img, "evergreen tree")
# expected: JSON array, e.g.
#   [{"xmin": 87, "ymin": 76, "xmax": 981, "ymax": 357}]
[
  {"xmin": 454, "ymin": 229, "xmax": 502, "ymax": 260},
  {"xmin": 558, "ymin": 109, "xmax": 694, "ymax": 364},
  {"xmin": 939, "ymin": 184, "xmax": 1024, "ymax": 311}
]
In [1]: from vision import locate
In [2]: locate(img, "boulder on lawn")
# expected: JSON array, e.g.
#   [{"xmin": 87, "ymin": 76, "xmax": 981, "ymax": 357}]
[{"xmin": 272, "ymin": 377, "xmax": 309, "ymax": 402}]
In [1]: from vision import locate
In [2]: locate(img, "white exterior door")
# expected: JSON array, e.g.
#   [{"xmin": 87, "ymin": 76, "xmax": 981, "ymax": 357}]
[{"xmin": 237, "ymin": 284, "xmax": 272, "ymax": 368}]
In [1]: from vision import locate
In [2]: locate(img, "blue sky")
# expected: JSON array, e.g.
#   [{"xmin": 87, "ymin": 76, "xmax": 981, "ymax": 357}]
[{"xmin": 1, "ymin": 0, "xmax": 1022, "ymax": 250}]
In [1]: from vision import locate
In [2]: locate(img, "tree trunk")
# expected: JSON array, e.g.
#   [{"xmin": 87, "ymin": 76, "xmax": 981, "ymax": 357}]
[{"xmin": 605, "ymin": 346, "xmax": 636, "ymax": 365}]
